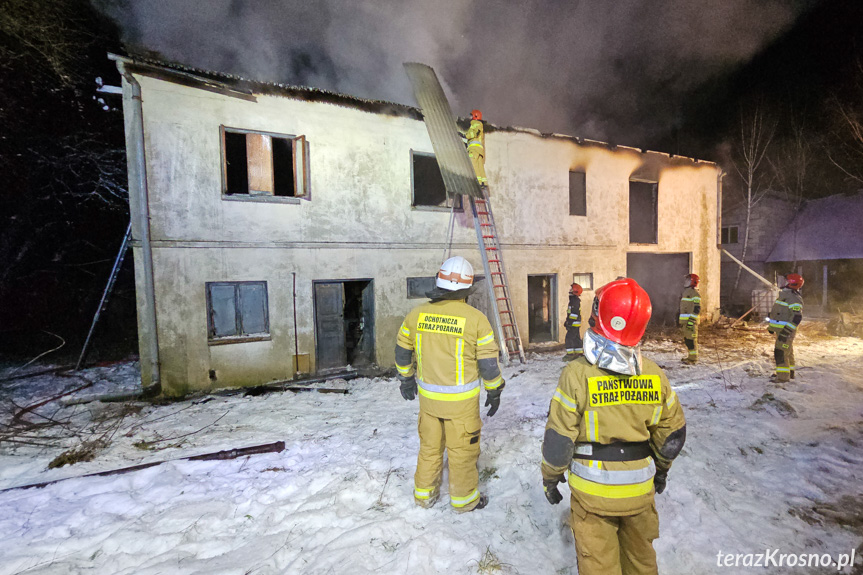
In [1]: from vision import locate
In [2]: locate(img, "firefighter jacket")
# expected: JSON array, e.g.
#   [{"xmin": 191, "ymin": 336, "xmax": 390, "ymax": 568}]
[
  {"xmin": 464, "ymin": 120, "xmax": 485, "ymax": 153},
  {"xmin": 396, "ymin": 299, "xmax": 502, "ymax": 420},
  {"xmin": 678, "ymin": 287, "xmax": 701, "ymax": 326},
  {"xmin": 541, "ymin": 348, "xmax": 686, "ymax": 516},
  {"xmin": 768, "ymin": 288, "xmax": 803, "ymax": 335},
  {"xmin": 564, "ymin": 295, "xmax": 582, "ymax": 330}
]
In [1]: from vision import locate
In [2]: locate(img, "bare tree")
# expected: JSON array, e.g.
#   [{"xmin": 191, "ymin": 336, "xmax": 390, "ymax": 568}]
[
  {"xmin": 730, "ymin": 103, "xmax": 776, "ymax": 301},
  {"xmin": 768, "ymin": 111, "xmax": 811, "ymax": 268},
  {"xmin": 826, "ymin": 59, "xmax": 863, "ymax": 185}
]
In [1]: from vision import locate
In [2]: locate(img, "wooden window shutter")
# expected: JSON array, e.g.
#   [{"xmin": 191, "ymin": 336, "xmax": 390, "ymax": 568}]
[{"xmin": 246, "ymin": 133, "xmax": 274, "ymax": 195}]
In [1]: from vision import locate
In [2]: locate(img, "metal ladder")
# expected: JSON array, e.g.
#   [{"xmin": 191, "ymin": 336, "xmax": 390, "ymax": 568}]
[
  {"xmin": 75, "ymin": 222, "xmax": 132, "ymax": 370},
  {"xmin": 470, "ymin": 190, "xmax": 525, "ymax": 365}
]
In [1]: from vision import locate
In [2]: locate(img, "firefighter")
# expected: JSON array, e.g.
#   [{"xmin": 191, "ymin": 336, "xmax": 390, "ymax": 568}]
[
  {"xmin": 395, "ymin": 256, "xmax": 504, "ymax": 512},
  {"xmin": 462, "ymin": 109, "xmax": 487, "ymax": 187},
  {"xmin": 563, "ymin": 283, "xmax": 584, "ymax": 361},
  {"xmin": 678, "ymin": 273, "xmax": 701, "ymax": 364},
  {"xmin": 767, "ymin": 273, "xmax": 804, "ymax": 382},
  {"xmin": 541, "ymin": 278, "xmax": 686, "ymax": 575}
]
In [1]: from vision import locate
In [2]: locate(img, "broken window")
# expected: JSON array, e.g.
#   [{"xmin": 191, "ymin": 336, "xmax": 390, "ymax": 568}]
[
  {"xmin": 721, "ymin": 225, "xmax": 739, "ymax": 244},
  {"xmin": 572, "ymin": 272, "xmax": 593, "ymax": 290},
  {"xmin": 411, "ymin": 151, "xmax": 462, "ymax": 210},
  {"xmin": 407, "ymin": 276, "xmax": 436, "ymax": 299},
  {"xmin": 206, "ymin": 281, "xmax": 270, "ymax": 342},
  {"xmin": 222, "ymin": 128, "xmax": 310, "ymax": 199},
  {"xmin": 629, "ymin": 180, "xmax": 658, "ymax": 244},
  {"xmin": 569, "ymin": 171, "xmax": 587, "ymax": 216}
]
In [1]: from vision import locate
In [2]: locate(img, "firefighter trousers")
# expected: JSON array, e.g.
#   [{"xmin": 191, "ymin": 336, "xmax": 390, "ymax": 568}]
[
  {"xmin": 774, "ymin": 334, "xmax": 796, "ymax": 382},
  {"xmin": 415, "ymin": 409, "xmax": 482, "ymax": 511},
  {"xmin": 570, "ymin": 498, "xmax": 659, "ymax": 575},
  {"xmin": 565, "ymin": 327, "xmax": 583, "ymax": 354},
  {"xmin": 468, "ymin": 147, "xmax": 487, "ymax": 185},
  {"xmin": 680, "ymin": 322, "xmax": 697, "ymax": 361}
]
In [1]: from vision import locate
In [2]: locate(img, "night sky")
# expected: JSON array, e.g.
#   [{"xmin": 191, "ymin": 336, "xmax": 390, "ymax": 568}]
[{"xmin": 97, "ymin": 0, "xmax": 834, "ymax": 152}]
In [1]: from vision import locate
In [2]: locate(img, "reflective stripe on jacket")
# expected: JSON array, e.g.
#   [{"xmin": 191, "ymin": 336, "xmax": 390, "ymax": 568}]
[
  {"xmin": 678, "ymin": 287, "xmax": 701, "ymax": 324},
  {"xmin": 768, "ymin": 288, "xmax": 803, "ymax": 331},
  {"xmin": 541, "ymin": 356, "xmax": 686, "ymax": 515},
  {"xmin": 396, "ymin": 299, "xmax": 500, "ymax": 419},
  {"xmin": 464, "ymin": 119, "xmax": 485, "ymax": 151}
]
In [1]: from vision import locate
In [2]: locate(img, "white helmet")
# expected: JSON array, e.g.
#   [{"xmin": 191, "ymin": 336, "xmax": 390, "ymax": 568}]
[{"xmin": 436, "ymin": 256, "xmax": 474, "ymax": 291}]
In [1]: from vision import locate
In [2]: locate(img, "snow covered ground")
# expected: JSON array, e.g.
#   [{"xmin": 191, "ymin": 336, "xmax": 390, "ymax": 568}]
[{"xmin": 1, "ymin": 323, "xmax": 862, "ymax": 574}]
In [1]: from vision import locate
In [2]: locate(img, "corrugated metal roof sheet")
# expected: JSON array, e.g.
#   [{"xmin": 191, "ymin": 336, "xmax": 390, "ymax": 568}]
[{"xmin": 766, "ymin": 192, "xmax": 863, "ymax": 262}]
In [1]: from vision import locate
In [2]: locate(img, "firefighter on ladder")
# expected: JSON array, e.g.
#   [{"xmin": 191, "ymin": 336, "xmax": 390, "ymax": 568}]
[
  {"xmin": 395, "ymin": 256, "xmax": 505, "ymax": 512},
  {"xmin": 678, "ymin": 273, "xmax": 701, "ymax": 364},
  {"xmin": 462, "ymin": 109, "xmax": 487, "ymax": 188},
  {"xmin": 563, "ymin": 283, "xmax": 584, "ymax": 361},
  {"xmin": 767, "ymin": 273, "xmax": 804, "ymax": 382},
  {"xmin": 541, "ymin": 278, "xmax": 686, "ymax": 574}
]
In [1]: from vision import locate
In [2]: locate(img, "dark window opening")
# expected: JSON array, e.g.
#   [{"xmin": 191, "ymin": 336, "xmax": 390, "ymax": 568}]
[
  {"xmin": 569, "ymin": 171, "xmax": 586, "ymax": 216},
  {"xmin": 222, "ymin": 128, "xmax": 309, "ymax": 199},
  {"xmin": 528, "ymin": 274, "xmax": 557, "ymax": 343},
  {"xmin": 206, "ymin": 281, "xmax": 270, "ymax": 342},
  {"xmin": 412, "ymin": 151, "xmax": 462, "ymax": 210},
  {"xmin": 629, "ymin": 181, "xmax": 658, "ymax": 244},
  {"xmin": 721, "ymin": 226, "xmax": 739, "ymax": 245}
]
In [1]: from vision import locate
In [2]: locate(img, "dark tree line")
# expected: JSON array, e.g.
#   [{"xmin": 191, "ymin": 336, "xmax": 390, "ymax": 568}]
[{"xmin": 0, "ymin": 0, "xmax": 133, "ymax": 359}]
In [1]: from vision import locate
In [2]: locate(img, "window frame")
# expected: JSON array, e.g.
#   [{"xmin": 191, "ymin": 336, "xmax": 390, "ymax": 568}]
[
  {"xmin": 406, "ymin": 276, "xmax": 437, "ymax": 299},
  {"xmin": 206, "ymin": 280, "xmax": 271, "ymax": 345},
  {"xmin": 410, "ymin": 149, "xmax": 463, "ymax": 212},
  {"xmin": 628, "ymin": 179, "xmax": 659, "ymax": 245},
  {"xmin": 220, "ymin": 126, "xmax": 311, "ymax": 205},
  {"xmin": 569, "ymin": 170, "xmax": 587, "ymax": 217},
  {"xmin": 572, "ymin": 272, "xmax": 594, "ymax": 290},
  {"xmin": 721, "ymin": 225, "xmax": 739, "ymax": 245}
]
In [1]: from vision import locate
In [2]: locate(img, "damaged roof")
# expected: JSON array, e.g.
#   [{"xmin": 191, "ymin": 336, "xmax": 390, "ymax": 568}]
[
  {"xmin": 766, "ymin": 192, "xmax": 863, "ymax": 262},
  {"xmin": 109, "ymin": 52, "xmax": 714, "ymax": 166}
]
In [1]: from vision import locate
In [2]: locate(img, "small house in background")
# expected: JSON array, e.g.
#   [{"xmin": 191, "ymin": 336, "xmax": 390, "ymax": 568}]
[
  {"xmin": 112, "ymin": 54, "xmax": 722, "ymax": 396},
  {"xmin": 719, "ymin": 191, "xmax": 798, "ymax": 313},
  {"xmin": 765, "ymin": 192, "xmax": 863, "ymax": 312}
]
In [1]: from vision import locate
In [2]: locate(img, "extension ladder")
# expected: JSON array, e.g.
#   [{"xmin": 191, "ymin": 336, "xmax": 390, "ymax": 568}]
[{"xmin": 470, "ymin": 190, "xmax": 526, "ymax": 365}]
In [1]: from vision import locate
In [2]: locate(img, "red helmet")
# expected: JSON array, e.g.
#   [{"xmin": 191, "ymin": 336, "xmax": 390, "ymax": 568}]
[
  {"xmin": 685, "ymin": 273, "xmax": 700, "ymax": 288},
  {"xmin": 471, "ymin": 109, "xmax": 482, "ymax": 121},
  {"xmin": 570, "ymin": 283, "xmax": 583, "ymax": 296},
  {"xmin": 590, "ymin": 278, "xmax": 652, "ymax": 347},
  {"xmin": 785, "ymin": 273, "xmax": 804, "ymax": 290}
]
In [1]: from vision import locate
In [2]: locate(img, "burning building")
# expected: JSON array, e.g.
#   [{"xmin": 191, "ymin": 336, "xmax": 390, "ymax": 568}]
[{"xmin": 112, "ymin": 54, "xmax": 722, "ymax": 396}]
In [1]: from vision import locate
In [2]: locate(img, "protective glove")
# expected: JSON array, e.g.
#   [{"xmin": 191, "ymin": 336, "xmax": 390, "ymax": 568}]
[
  {"xmin": 543, "ymin": 476, "xmax": 566, "ymax": 505},
  {"xmin": 484, "ymin": 383, "xmax": 505, "ymax": 417},
  {"xmin": 654, "ymin": 470, "xmax": 668, "ymax": 495},
  {"xmin": 686, "ymin": 320, "xmax": 695, "ymax": 330},
  {"xmin": 399, "ymin": 376, "xmax": 417, "ymax": 401}
]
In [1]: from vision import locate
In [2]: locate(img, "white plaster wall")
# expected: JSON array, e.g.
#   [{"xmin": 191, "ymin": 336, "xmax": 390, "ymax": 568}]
[{"xmin": 130, "ymin": 73, "xmax": 721, "ymax": 394}]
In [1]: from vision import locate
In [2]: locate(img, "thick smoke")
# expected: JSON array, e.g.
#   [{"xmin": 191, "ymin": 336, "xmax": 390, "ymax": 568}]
[{"xmin": 97, "ymin": 0, "xmax": 812, "ymax": 146}]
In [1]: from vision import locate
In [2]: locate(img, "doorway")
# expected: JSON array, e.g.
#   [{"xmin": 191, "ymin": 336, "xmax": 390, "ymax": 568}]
[
  {"xmin": 626, "ymin": 253, "xmax": 690, "ymax": 325},
  {"xmin": 314, "ymin": 280, "xmax": 375, "ymax": 372},
  {"xmin": 528, "ymin": 274, "xmax": 557, "ymax": 343}
]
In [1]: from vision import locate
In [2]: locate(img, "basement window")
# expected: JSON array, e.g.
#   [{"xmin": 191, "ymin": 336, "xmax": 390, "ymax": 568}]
[
  {"xmin": 206, "ymin": 281, "xmax": 270, "ymax": 344},
  {"xmin": 407, "ymin": 277, "xmax": 436, "ymax": 299},
  {"xmin": 721, "ymin": 225, "xmax": 739, "ymax": 245},
  {"xmin": 569, "ymin": 171, "xmax": 587, "ymax": 216},
  {"xmin": 629, "ymin": 180, "xmax": 658, "ymax": 244},
  {"xmin": 411, "ymin": 151, "xmax": 462, "ymax": 211},
  {"xmin": 222, "ymin": 127, "xmax": 310, "ymax": 201}
]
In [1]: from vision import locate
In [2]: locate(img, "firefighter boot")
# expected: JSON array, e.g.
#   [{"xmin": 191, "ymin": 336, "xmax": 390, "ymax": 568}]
[{"xmin": 681, "ymin": 338, "xmax": 697, "ymax": 364}]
